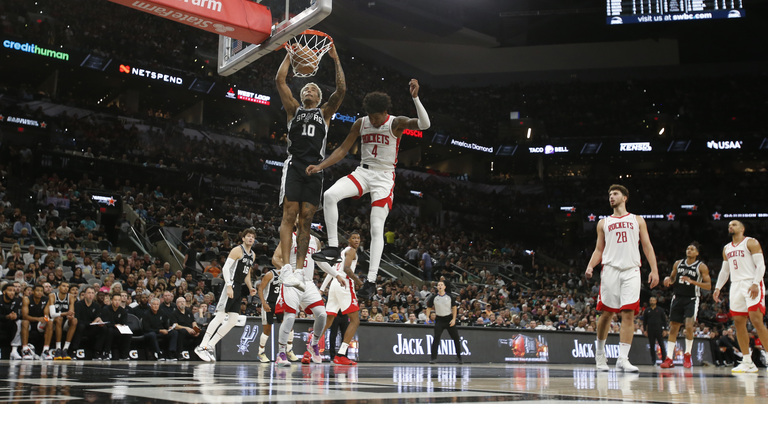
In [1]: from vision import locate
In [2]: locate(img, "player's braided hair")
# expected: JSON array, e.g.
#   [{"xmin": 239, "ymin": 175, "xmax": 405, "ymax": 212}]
[{"xmin": 363, "ymin": 92, "xmax": 391, "ymax": 114}]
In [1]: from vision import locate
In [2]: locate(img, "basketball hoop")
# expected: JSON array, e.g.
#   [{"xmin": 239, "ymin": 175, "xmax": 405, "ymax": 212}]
[{"xmin": 284, "ymin": 29, "xmax": 334, "ymax": 78}]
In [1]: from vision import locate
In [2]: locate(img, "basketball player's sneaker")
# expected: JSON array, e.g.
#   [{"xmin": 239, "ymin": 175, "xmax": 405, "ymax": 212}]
[
  {"xmin": 10, "ymin": 349, "xmax": 22, "ymax": 360},
  {"xmin": 309, "ymin": 343, "xmax": 322, "ymax": 364},
  {"xmin": 276, "ymin": 352, "xmax": 291, "ymax": 367},
  {"xmin": 278, "ymin": 265, "xmax": 305, "ymax": 291},
  {"xmin": 41, "ymin": 349, "xmax": 53, "ymax": 360},
  {"xmin": 659, "ymin": 357, "xmax": 675, "ymax": 368},
  {"xmin": 333, "ymin": 355, "xmax": 357, "ymax": 366},
  {"xmin": 286, "ymin": 351, "xmax": 299, "ymax": 361},
  {"xmin": 301, "ymin": 351, "xmax": 312, "ymax": 364},
  {"xmin": 312, "ymin": 246, "xmax": 342, "ymax": 264},
  {"xmin": 53, "ymin": 349, "xmax": 62, "ymax": 360},
  {"xmin": 194, "ymin": 345, "xmax": 212, "ymax": 362},
  {"xmin": 257, "ymin": 352, "xmax": 270, "ymax": 363},
  {"xmin": 595, "ymin": 352, "xmax": 609, "ymax": 371},
  {"xmin": 205, "ymin": 346, "xmax": 216, "ymax": 362},
  {"xmin": 616, "ymin": 358, "xmax": 639, "ymax": 373},
  {"xmin": 61, "ymin": 349, "xmax": 71, "ymax": 360},
  {"xmin": 21, "ymin": 346, "xmax": 35, "ymax": 360},
  {"xmin": 683, "ymin": 353, "xmax": 692, "ymax": 369},
  {"xmin": 731, "ymin": 361, "xmax": 758, "ymax": 373},
  {"xmin": 357, "ymin": 280, "xmax": 376, "ymax": 300}
]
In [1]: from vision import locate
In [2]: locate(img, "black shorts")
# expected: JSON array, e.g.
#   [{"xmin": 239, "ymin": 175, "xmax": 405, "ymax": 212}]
[
  {"xmin": 261, "ymin": 302, "xmax": 283, "ymax": 325},
  {"xmin": 280, "ymin": 158, "xmax": 323, "ymax": 207},
  {"xmin": 215, "ymin": 284, "xmax": 248, "ymax": 314},
  {"xmin": 670, "ymin": 295, "xmax": 699, "ymax": 323}
]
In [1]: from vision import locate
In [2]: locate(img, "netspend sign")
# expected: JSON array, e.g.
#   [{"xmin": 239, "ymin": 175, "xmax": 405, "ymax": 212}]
[
  {"xmin": 119, "ymin": 64, "xmax": 184, "ymax": 85},
  {"xmin": 449, "ymin": 139, "xmax": 493, "ymax": 153}
]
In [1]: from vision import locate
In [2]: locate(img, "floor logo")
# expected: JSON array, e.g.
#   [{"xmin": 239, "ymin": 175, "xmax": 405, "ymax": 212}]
[{"xmin": 237, "ymin": 325, "xmax": 259, "ymax": 354}]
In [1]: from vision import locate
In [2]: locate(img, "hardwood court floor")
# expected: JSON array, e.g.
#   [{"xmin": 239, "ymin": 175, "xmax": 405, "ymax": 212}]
[{"xmin": 0, "ymin": 361, "xmax": 766, "ymax": 404}]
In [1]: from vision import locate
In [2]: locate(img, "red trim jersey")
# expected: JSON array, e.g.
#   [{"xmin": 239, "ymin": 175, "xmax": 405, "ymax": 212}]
[
  {"xmin": 602, "ymin": 213, "xmax": 641, "ymax": 270},
  {"xmin": 360, "ymin": 115, "xmax": 400, "ymax": 170},
  {"xmin": 725, "ymin": 237, "xmax": 757, "ymax": 282}
]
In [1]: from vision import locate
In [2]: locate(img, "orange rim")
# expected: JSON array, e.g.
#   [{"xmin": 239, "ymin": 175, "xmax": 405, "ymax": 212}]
[{"xmin": 280, "ymin": 29, "xmax": 333, "ymax": 50}]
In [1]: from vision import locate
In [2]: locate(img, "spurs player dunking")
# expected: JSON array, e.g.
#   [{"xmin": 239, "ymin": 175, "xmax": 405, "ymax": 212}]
[
  {"xmin": 195, "ymin": 229, "xmax": 257, "ymax": 362},
  {"xmin": 660, "ymin": 242, "xmax": 711, "ymax": 369},
  {"xmin": 308, "ymin": 80, "xmax": 431, "ymax": 299},
  {"xmin": 713, "ymin": 220, "xmax": 767, "ymax": 373},
  {"xmin": 318, "ymin": 232, "xmax": 364, "ymax": 365},
  {"xmin": 586, "ymin": 184, "xmax": 659, "ymax": 372}
]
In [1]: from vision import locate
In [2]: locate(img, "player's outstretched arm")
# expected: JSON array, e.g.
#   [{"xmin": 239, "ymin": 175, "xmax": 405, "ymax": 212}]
[
  {"xmin": 275, "ymin": 53, "xmax": 300, "ymax": 120},
  {"xmin": 256, "ymin": 271, "xmax": 272, "ymax": 310},
  {"xmin": 664, "ymin": 260, "xmax": 680, "ymax": 287},
  {"xmin": 321, "ymin": 44, "xmax": 346, "ymax": 123},
  {"xmin": 306, "ymin": 118, "xmax": 362, "ymax": 175},
  {"xmin": 343, "ymin": 248, "xmax": 363, "ymax": 289},
  {"xmin": 638, "ymin": 216, "xmax": 659, "ymax": 288},
  {"xmin": 393, "ymin": 79, "xmax": 430, "ymax": 135},
  {"xmin": 585, "ymin": 219, "xmax": 605, "ymax": 279},
  {"xmin": 272, "ymin": 242, "xmax": 285, "ymax": 269}
]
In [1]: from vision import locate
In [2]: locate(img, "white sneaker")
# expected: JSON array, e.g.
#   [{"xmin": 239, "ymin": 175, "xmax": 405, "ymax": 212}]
[
  {"xmin": 206, "ymin": 346, "xmax": 216, "ymax": 362},
  {"xmin": 257, "ymin": 352, "xmax": 270, "ymax": 363},
  {"xmin": 21, "ymin": 347, "xmax": 34, "ymax": 361},
  {"xmin": 596, "ymin": 351, "xmax": 609, "ymax": 371},
  {"xmin": 286, "ymin": 350, "xmax": 299, "ymax": 362},
  {"xmin": 10, "ymin": 349, "xmax": 22, "ymax": 360},
  {"xmin": 279, "ymin": 266, "xmax": 305, "ymax": 291},
  {"xmin": 731, "ymin": 361, "xmax": 758, "ymax": 374},
  {"xmin": 41, "ymin": 350, "xmax": 53, "ymax": 361},
  {"xmin": 616, "ymin": 358, "xmax": 639, "ymax": 372},
  {"xmin": 195, "ymin": 346, "xmax": 212, "ymax": 362},
  {"xmin": 276, "ymin": 352, "xmax": 291, "ymax": 367}
]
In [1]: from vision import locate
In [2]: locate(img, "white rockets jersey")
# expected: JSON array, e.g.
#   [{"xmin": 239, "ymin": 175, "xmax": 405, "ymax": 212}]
[
  {"xmin": 290, "ymin": 233, "xmax": 319, "ymax": 282},
  {"xmin": 725, "ymin": 237, "xmax": 758, "ymax": 282},
  {"xmin": 359, "ymin": 115, "xmax": 400, "ymax": 170},
  {"xmin": 602, "ymin": 213, "xmax": 641, "ymax": 270},
  {"xmin": 333, "ymin": 246, "xmax": 358, "ymax": 274}
]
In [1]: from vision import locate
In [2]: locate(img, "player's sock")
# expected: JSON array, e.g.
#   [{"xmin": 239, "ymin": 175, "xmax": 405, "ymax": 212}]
[
  {"xmin": 12, "ymin": 346, "xmax": 19, "ymax": 354},
  {"xmin": 311, "ymin": 306, "xmax": 327, "ymax": 344},
  {"xmin": 202, "ymin": 312, "xmax": 227, "ymax": 346},
  {"xmin": 43, "ymin": 345, "xmax": 49, "ymax": 352},
  {"xmin": 63, "ymin": 342, "xmax": 70, "ymax": 350},
  {"xmin": 208, "ymin": 313, "xmax": 239, "ymax": 346},
  {"xmin": 286, "ymin": 329, "xmax": 295, "ymax": 352},
  {"xmin": 685, "ymin": 338, "xmax": 693, "ymax": 355},
  {"xmin": 259, "ymin": 334, "xmax": 269, "ymax": 354},
  {"xmin": 667, "ymin": 341, "xmax": 676, "ymax": 359},
  {"xmin": 280, "ymin": 314, "xmax": 296, "ymax": 346},
  {"xmin": 279, "ymin": 344, "xmax": 287, "ymax": 354},
  {"xmin": 619, "ymin": 342, "xmax": 631, "ymax": 360},
  {"xmin": 338, "ymin": 342, "xmax": 349, "ymax": 356},
  {"xmin": 367, "ymin": 206, "xmax": 388, "ymax": 282},
  {"xmin": 56, "ymin": 342, "xmax": 61, "ymax": 349},
  {"xmin": 596, "ymin": 339, "xmax": 606, "ymax": 354}
]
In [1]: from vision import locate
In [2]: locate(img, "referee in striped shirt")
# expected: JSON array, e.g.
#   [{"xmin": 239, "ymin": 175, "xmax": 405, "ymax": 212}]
[{"xmin": 425, "ymin": 281, "xmax": 463, "ymax": 364}]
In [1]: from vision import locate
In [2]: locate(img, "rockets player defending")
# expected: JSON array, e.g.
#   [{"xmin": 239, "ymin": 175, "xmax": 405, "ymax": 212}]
[
  {"xmin": 713, "ymin": 220, "xmax": 767, "ymax": 373},
  {"xmin": 195, "ymin": 229, "xmax": 257, "ymax": 362},
  {"xmin": 274, "ymin": 44, "xmax": 345, "ymax": 292},
  {"xmin": 308, "ymin": 80, "xmax": 430, "ymax": 299},
  {"xmin": 319, "ymin": 232, "xmax": 364, "ymax": 365},
  {"xmin": 585, "ymin": 185, "xmax": 659, "ymax": 372},
  {"xmin": 660, "ymin": 242, "xmax": 711, "ymax": 369},
  {"xmin": 272, "ymin": 221, "xmax": 333, "ymax": 366}
]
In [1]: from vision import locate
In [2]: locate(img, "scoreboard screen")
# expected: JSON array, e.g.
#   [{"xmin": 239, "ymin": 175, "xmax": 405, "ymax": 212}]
[{"xmin": 606, "ymin": 1, "xmax": 745, "ymax": 24}]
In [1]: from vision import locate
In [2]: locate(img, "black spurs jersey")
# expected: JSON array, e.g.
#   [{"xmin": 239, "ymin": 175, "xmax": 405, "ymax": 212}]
[
  {"xmin": 264, "ymin": 269, "xmax": 281, "ymax": 304},
  {"xmin": 27, "ymin": 295, "xmax": 48, "ymax": 318},
  {"xmin": 1, "ymin": 296, "xmax": 21, "ymax": 319},
  {"xmin": 54, "ymin": 293, "xmax": 71, "ymax": 314},
  {"xmin": 229, "ymin": 245, "xmax": 256, "ymax": 287},
  {"xmin": 673, "ymin": 259, "xmax": 703, "ymax": 297},
  {"xmin": 287, "ymin": 107, "xmax": 328, "ymax": 165}
]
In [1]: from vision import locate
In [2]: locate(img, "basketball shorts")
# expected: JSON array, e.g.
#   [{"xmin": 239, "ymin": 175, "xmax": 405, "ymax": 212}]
[
  {"xmin": 342, "ymin": 166, "xmax": 396, "ymax": 210},
  {"xmin": 215, "ymin": 284, "xmax": 245, "ymax": 314},
  {"xmin": 326, "ymin": 277, "xmax": 360, "ymax": 316},
  {"xmin": 597, "ymin": 265, "xmax": 641, "ymax": 313},
  {"xmin": 280, "ymin": 156, "xmax": 323, "ymax": 207},
  {"xmin": 729, "ymin": 280, "xmax": 765, "ymax": 315},
  {"xmin": 261, "ymin": 302, "xmax": 283, "ymax": 325},
  {"xmin": 275, "ymin": 284, "xmax": 325, "ymax": 315},
  {"xmin": 669, "ymin": 295, "xmax": 700, "ymax": 323}
]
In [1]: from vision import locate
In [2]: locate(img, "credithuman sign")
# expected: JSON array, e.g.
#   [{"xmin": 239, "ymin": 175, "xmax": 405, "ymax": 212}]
[{"xmin": 3, "ymin": 40, "xmax": 70, "ymax": 61}]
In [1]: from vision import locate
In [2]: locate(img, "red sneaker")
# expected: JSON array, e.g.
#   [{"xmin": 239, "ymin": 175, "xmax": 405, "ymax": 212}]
[
  {"xmin": 301, "ymin": 351, "xmax": 312, "ymax": 364},
  {"xmin": 659, "ymin": 357, "xmax": 675, "ymax": 368},
  {"xmin": 333, "ymin": 355, "xmax": 357, "ymax": 366},
  {"xmin": 683, "ymin": 353, "xmax": 692, "ymax": 369}
]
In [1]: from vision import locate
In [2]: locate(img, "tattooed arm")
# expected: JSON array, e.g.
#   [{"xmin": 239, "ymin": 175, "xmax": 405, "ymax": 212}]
[{"xmin": 321, "ymin": 44, "xmax": 346, "ymax": 124}]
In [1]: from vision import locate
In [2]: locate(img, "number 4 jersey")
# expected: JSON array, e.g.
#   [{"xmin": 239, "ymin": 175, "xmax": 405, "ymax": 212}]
[
  {"xmin": 602, "ymin": 213, "xmax": 641, "ymax": 270},
  {"xmin": 360, "ymin": 115, "xmax": 400, "ymax": 170}
]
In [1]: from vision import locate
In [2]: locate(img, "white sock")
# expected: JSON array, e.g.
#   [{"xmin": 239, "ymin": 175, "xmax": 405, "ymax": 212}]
[
  {"xmin": 259, "ymin": 334, "xmax": 269, "ymax": 354},
  {"xmin": 744, "ymin": 350, "xmax": 753, "ymax": 363},
  {"xmin": 287, "ymin": 330, "xmax": 294, "ymax": 352},
  {"xmin": 667, "ymin": 341, "xmax": 676, "ymax": 359},
  {"xmin": 56, "ymin": 342, "xmax": 61, "ymax": 349},
  {"xmin": 339, "ymin": 342, "xmax": 349, "ymax": 356},
  {"xmin": 596, "ymin": 339, "xmax": 606, "ymax": 354},
  {"xmin": 43, "ymin": 345, "xmax": 49, "ymax": 353},
  {"xmin": 619, "ymin": 342, "xmax": 631, "ymax": 360},
  {"xmin": 279, "ymin": 343, "xmax": 286, "ymax": 354},
  {"xmin": 12, "ymin": 346, "xmax": 19, "ymax": 354},
  {"xmin": 63, "ymin": 342, "xmax": 70, "ymax": 350},
  {"xmin": 367, "ymin": 206, "xmax": 388, "ymax": 282},
  {"xmin": 685, "ymin": 338, "xmax": 693, "ymax": 355}
]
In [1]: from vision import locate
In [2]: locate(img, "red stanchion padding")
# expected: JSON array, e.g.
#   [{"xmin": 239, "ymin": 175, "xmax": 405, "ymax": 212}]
[{"xmin": 108, "ymin": 0, "xmax": 271, "ymax": 45}]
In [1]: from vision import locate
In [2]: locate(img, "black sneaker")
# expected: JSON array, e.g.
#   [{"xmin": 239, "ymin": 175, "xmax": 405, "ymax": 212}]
[
  {"xmin": 357, "ymin": 280, "xmax": 376, "ymax": 300},
  {"xmin": 429, "ymin": 360, "xmax": 436, "ymax": 364},
  {"xmin": 168, "ymin": 352, "xmax": 178, "ymax": 362},
  {"xmin": 312, "ymin": 246, "xmax": 342, "ymax": 263}
]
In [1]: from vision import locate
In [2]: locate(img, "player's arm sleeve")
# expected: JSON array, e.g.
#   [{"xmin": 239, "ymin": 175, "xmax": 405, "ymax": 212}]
[
  {"xmin": 752, "ymin": 253, "xmax": 765, "ymax": 286},
  {"xmin": 222, "ymin": 258, "xmax": 236, "ymax": 287},
  {"xmin": 715, "ymin": 261, "xmax": 730, "ymax": 290},
  {"xmin": 49, "ymin": 304, "xmax": 61, "ymax": 319},
  {"xmin": 316, "ymin": 261, "xmax": 338, "ymax": 278},
  {"xmin": 320, "ymin": 274, "xmax": 332, "ymax": 291},
  {"xmin": 413, "ymin": 97, "xmax": 430, "ymax": 130}
]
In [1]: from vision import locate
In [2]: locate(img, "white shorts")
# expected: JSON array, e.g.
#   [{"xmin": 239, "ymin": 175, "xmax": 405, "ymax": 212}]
[
  {"xmin": 597, "ymin": 265, "xmax": 641, "ymax": 313},
  {"xmin": 341, "ymin": 166, "xmax": 395, "ymax": 210},
  {"xmin": 729, "ymin": 280, "xmax": 765, "ymax": 315},
  {"xmin": 326, "ymin": 276, "xmax": 360, "ymax": 316},
  {"xmin": 275, "ymin": 284, "xmax": 325, "ymax": 315}
]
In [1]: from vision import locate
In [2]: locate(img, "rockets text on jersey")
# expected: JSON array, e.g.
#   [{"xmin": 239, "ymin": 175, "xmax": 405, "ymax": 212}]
[
  {"xmin": 601, "ymin": 213, "xmax": 642, "ymax": 270},
  {"xmin": 360, "ymin": 115, "xmax": 400, "ymax": 170},
  {"xmin": 725, "ymin": 237, "xmax": 758, "ymax": 282}
]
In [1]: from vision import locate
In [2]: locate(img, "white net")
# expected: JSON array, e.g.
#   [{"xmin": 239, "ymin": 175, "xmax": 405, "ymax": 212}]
[{"xmin": 284, "ymin": 30, "xmax": 334, "ymax": 78}]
